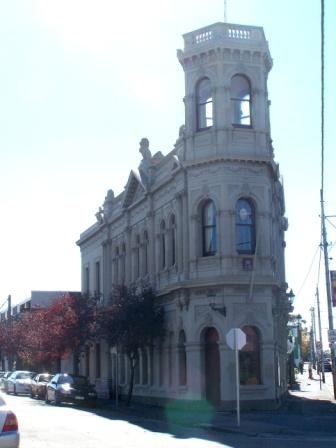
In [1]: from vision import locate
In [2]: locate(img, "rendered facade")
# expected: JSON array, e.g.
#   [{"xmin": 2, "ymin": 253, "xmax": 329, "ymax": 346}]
[{"xmin": 77, "ymin": 22, "xmax": 291, "ymax": 409}]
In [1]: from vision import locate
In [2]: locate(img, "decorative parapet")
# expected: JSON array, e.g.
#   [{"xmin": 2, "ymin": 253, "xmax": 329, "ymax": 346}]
[
  {"xmin": 178, "ymin": 22, "xmax": 272, "ymax": 70},
  {"xmin": 183, "ymin": 22, "xmax": 266, "ymax": 50}
]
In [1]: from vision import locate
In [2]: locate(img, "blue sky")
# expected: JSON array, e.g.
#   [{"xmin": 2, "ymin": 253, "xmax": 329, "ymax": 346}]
[{"xmin": 0, "ymin": 0, "xmax": 335, "ymax": 344}]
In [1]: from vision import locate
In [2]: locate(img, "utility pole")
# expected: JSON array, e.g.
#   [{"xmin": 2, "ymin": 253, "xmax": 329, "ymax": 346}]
[
  {"xmin": 310, "ymin": 307, "xmax": 317, "ymax": 368},
  {"xmin": 321, "ymin": 190, "xmax": 336, "ymax": 398},
  {"xmin": 319, "ymin": 0, "xmax": 336, "ymax": 398},
  {"xmin": 316, "ymin": 287, "xmax": 325, "ymax": 383}
]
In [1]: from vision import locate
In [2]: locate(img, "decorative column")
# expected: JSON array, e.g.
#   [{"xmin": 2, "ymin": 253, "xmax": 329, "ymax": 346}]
[
  {"xmin": 125, "ymin": 225, "xmax": 131, "ymax": 285},
  {"xmin": 175, "ymin": 191, "xmax": 184, "ymax": 279},
  {"xmin": 183, "ymin": 94, "xmax": 196, "ymax": 160},
  {"xmin": 147, "ymin": 196, "xmax": 156, "ymax": 286},
  {"xmin": 214, "ymin": 84, "xmax": 227, "ymax": 150},
  {"xmin": 102, "ymin": 239, "xmax": 111, "ymax": 302},
  {"xmin": 181, "ymin": 187, "xmax": 189, "ymax": 281}
]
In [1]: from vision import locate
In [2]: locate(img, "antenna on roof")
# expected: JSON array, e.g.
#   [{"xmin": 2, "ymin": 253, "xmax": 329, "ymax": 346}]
[{"xmin": 224, "ymin": 0, "xmax": 227, "ymax": 23}]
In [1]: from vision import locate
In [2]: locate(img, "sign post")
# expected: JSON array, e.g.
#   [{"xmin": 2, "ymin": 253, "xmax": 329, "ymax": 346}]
[{"xmin": 226, "ymin": 328, "xmax": 247, "ymax": 426}]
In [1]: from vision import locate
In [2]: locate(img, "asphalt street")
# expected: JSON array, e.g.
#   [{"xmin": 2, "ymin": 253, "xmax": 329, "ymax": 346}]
[{"xmin": 1, "ymin": 366, "xmax": 335, "ymax": 448}]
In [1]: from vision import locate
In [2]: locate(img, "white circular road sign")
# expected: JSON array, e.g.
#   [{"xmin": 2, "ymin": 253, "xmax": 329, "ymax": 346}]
[{"xmin": 226, "ymin": 328, "xmax": 246, "ymax": 350}]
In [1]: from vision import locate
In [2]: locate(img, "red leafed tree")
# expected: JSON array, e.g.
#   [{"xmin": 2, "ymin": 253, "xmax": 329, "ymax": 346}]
[
  {"xmin": 42, "ymin": 293, "xmax": 97, "ymax": 373},
  {"xmin": 97, "ymin": 284, "xmax": 164, "ymax": 405},
  {"xmin": 0, "ymin": 315, "xmax": 27, "ymax": 370},
  {"xmin": 15, "ymin": 308, "xmax": 50, "ymax": 369},
  {"xmin": 0, "ymin": 293, "xmax": 97, "ymax": 372}
]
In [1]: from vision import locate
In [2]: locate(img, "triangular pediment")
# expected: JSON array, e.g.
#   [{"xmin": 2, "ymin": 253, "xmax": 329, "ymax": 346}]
[{"xmin": 122, "ymin": 170, "xmax": 145, "ymax": 208}]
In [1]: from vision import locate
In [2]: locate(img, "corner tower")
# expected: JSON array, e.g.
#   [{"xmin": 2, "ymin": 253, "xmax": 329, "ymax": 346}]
[{"xmin": 177, "ymin": 23, "xmax": 273, "ymax": 162}]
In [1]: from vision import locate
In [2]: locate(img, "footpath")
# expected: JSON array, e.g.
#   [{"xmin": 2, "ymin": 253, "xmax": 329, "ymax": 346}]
[{"xmin": 102, "ymin": 367, "xmax": 336, "ymax": 438}]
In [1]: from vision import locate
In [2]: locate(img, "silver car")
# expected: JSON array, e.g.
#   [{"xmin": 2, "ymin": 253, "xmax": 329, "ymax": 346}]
[
  {"xmin": 0, "ymin": 394, "xmax": 19, "ymax": 447},
  {"xmin": 6, "ymin": 371, "xmax": 35, "ymax": 396}
]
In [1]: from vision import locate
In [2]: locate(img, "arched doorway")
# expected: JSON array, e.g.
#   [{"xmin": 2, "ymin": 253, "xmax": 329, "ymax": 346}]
[{"xmin": 203, "ymin": 327, "xmax": 220, "ymax": 405}]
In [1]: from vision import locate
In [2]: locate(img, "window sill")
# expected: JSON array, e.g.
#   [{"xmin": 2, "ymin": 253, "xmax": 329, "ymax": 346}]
[
  {"xmin": 196, "ymin": 126, "xmax": 213, "ymax": 132},
  {"xmin": 232, "ymin": 124, "xmax": 253, "ymax": 129}
]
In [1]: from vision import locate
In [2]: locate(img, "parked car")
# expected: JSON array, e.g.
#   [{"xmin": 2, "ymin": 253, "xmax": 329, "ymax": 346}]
[
  {"xmin": 45, "ymin": 373, "xmax": 97, "ymax": 406},
  {"xmin": 324, "ymin": 359, "xmax": 332, "ymax": 372},
  {"xmin": 0, "ymin": 394, "xmax": 20, "ymax": 447},
  {"xmin": 0, "ymin": 373, "xmax": 13, "ymax": 393},
  {"xmin": 30, "ymin": 373, "xmax": 54, "ymax": 400},
  {"xmin": 6, "ymin": 371, "xmax": 36, "ymax": 395}
]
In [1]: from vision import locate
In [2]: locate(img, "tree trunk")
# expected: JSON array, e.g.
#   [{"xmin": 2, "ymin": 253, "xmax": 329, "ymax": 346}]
[{"xmin": 126, "ymin": 357, "xmax": 136, "ymax": 406}]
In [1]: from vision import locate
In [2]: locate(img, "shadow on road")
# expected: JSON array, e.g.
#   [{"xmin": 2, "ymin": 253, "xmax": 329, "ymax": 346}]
[{"xmin": 75, "ymin": 385, "xmax": 336, "ymax": 441}]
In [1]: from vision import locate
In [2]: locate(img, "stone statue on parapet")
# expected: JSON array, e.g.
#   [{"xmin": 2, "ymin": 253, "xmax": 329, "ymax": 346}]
[
  {"xmin": 95, "ymin": 207, "xmax": 104, "ymax": 224},
  {"xmin": 139, "ymin": 138, "xmax": 152, "ymax": 160},
  {"xmin": 138, "ymin": 138, "xmax": 152, "ymax": 188},
  {"xmin": 103, "ymin": 189, "xmax": 114, "ymax": 218}
]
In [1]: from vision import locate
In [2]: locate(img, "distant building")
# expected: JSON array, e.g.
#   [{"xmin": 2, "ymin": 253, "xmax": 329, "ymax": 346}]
[
  {"xmin": 77, "ymin": 22, "xmax": 291, "ymax": 409},
  {"xmin": 12, "ymin": 290, "xmax": 80, "ymax": 315}
]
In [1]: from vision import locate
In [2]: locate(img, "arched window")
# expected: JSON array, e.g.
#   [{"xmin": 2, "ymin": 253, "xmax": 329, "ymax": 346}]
[
  {"xmin": 202, "ymin": 200, "xmax": 217, "ymax": 256},
  {"xmin": 121, "ymin": 243, "xmax": 126, "ymax": 284},
  {"xmin": 143, "ymin": 230, "xmax": 149, "ymax": 275},
  {"xmin": 235, "ymin": 198, "xmax": 256, "ymax": 254},
  {"xmin": 239, "ymin": 326, "xmax": 261, "ymax": 385},
  {"xmin": 134, "ymin": 353, "xmax": 140, "ymax": 385},
  {"xmin": 141, "ymin": 348, "xmax": 148, "ymax": 385},
  {"xmin": 160, "ymin": 220, "xmax": 166, "ymax": 269},
  {"xmin": 114, "ymin": 246, "xmax": 119, "ymax": 284},
  {"xmin": 135, "ymin": 234, "xmax": 140, "ymax": 279},
  {"xmin": 119, "ymin": 353, "xmax": 126, "ymax": 385},
  {"xmin": 196, "ymin": 78, "xmax": 213, "ymax": 130},
  {"xmin": 231, "ymin": 74, "xmax": 251, "ymax": 126},
  {"xmin": 169, "ymin": 214, "xmax": 176, "ymax": 267},
  {"xmin": 178, "ymin": 330, "xmax": 187, "ymax": 386}
]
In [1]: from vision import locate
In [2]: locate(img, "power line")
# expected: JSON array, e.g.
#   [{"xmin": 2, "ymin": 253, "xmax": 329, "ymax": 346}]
[{"xmin": 296, "ymin": 245, "xmax": 320, "ymax": 297}]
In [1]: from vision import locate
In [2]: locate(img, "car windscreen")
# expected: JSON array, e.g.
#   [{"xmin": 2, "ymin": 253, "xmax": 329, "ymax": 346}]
[
  {"xmin": 16, "ymin": 373, "xmax": 32, "ymax": 379},
  {"xmin": 59, "ymin": 375, "xmax": 89, "ymax": 386}
]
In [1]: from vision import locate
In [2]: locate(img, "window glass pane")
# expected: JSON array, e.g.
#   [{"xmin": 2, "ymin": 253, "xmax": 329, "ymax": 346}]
[
  {"xmin": 203, "ymin": 202, "xmax": 216, "ymax": 226},
  {"xmin": 231, "ymin": 75, "xmax": 251, "ymax": 126},
  {"xmin": 197, "ymin": 78, "xmax": 213, "ymax": 130},
  {"xmin": 202, "ymin": 201, "xmax": 217, "ymax": 256},
  {"xmin": 198, "ymin": 78, "xmax": 212, "ymax": 102},
  {"xmin": 205, "ymin": 101, "xmax": 213, "ymax": 127},
  {"xmin": 239, "ymin": 326, "xmax": 261, "ymax": 385},
  {"xmin": 204, "ymin": 227, "xmax": 217, "ymax": 254},
  {"xmin": 144, "ymin": 232, "xmax": 148, "ymax": 275},
  {"xmin": 161, "ymin": 221, "xmax": 166, "ymax": 269},
  {"xmin": 236, "ymin": 199, "xmax": 255, "ymax": 254},
  {"xmin": 231, "ymin": 75, "xmax": 250, "ymax": 100}
]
